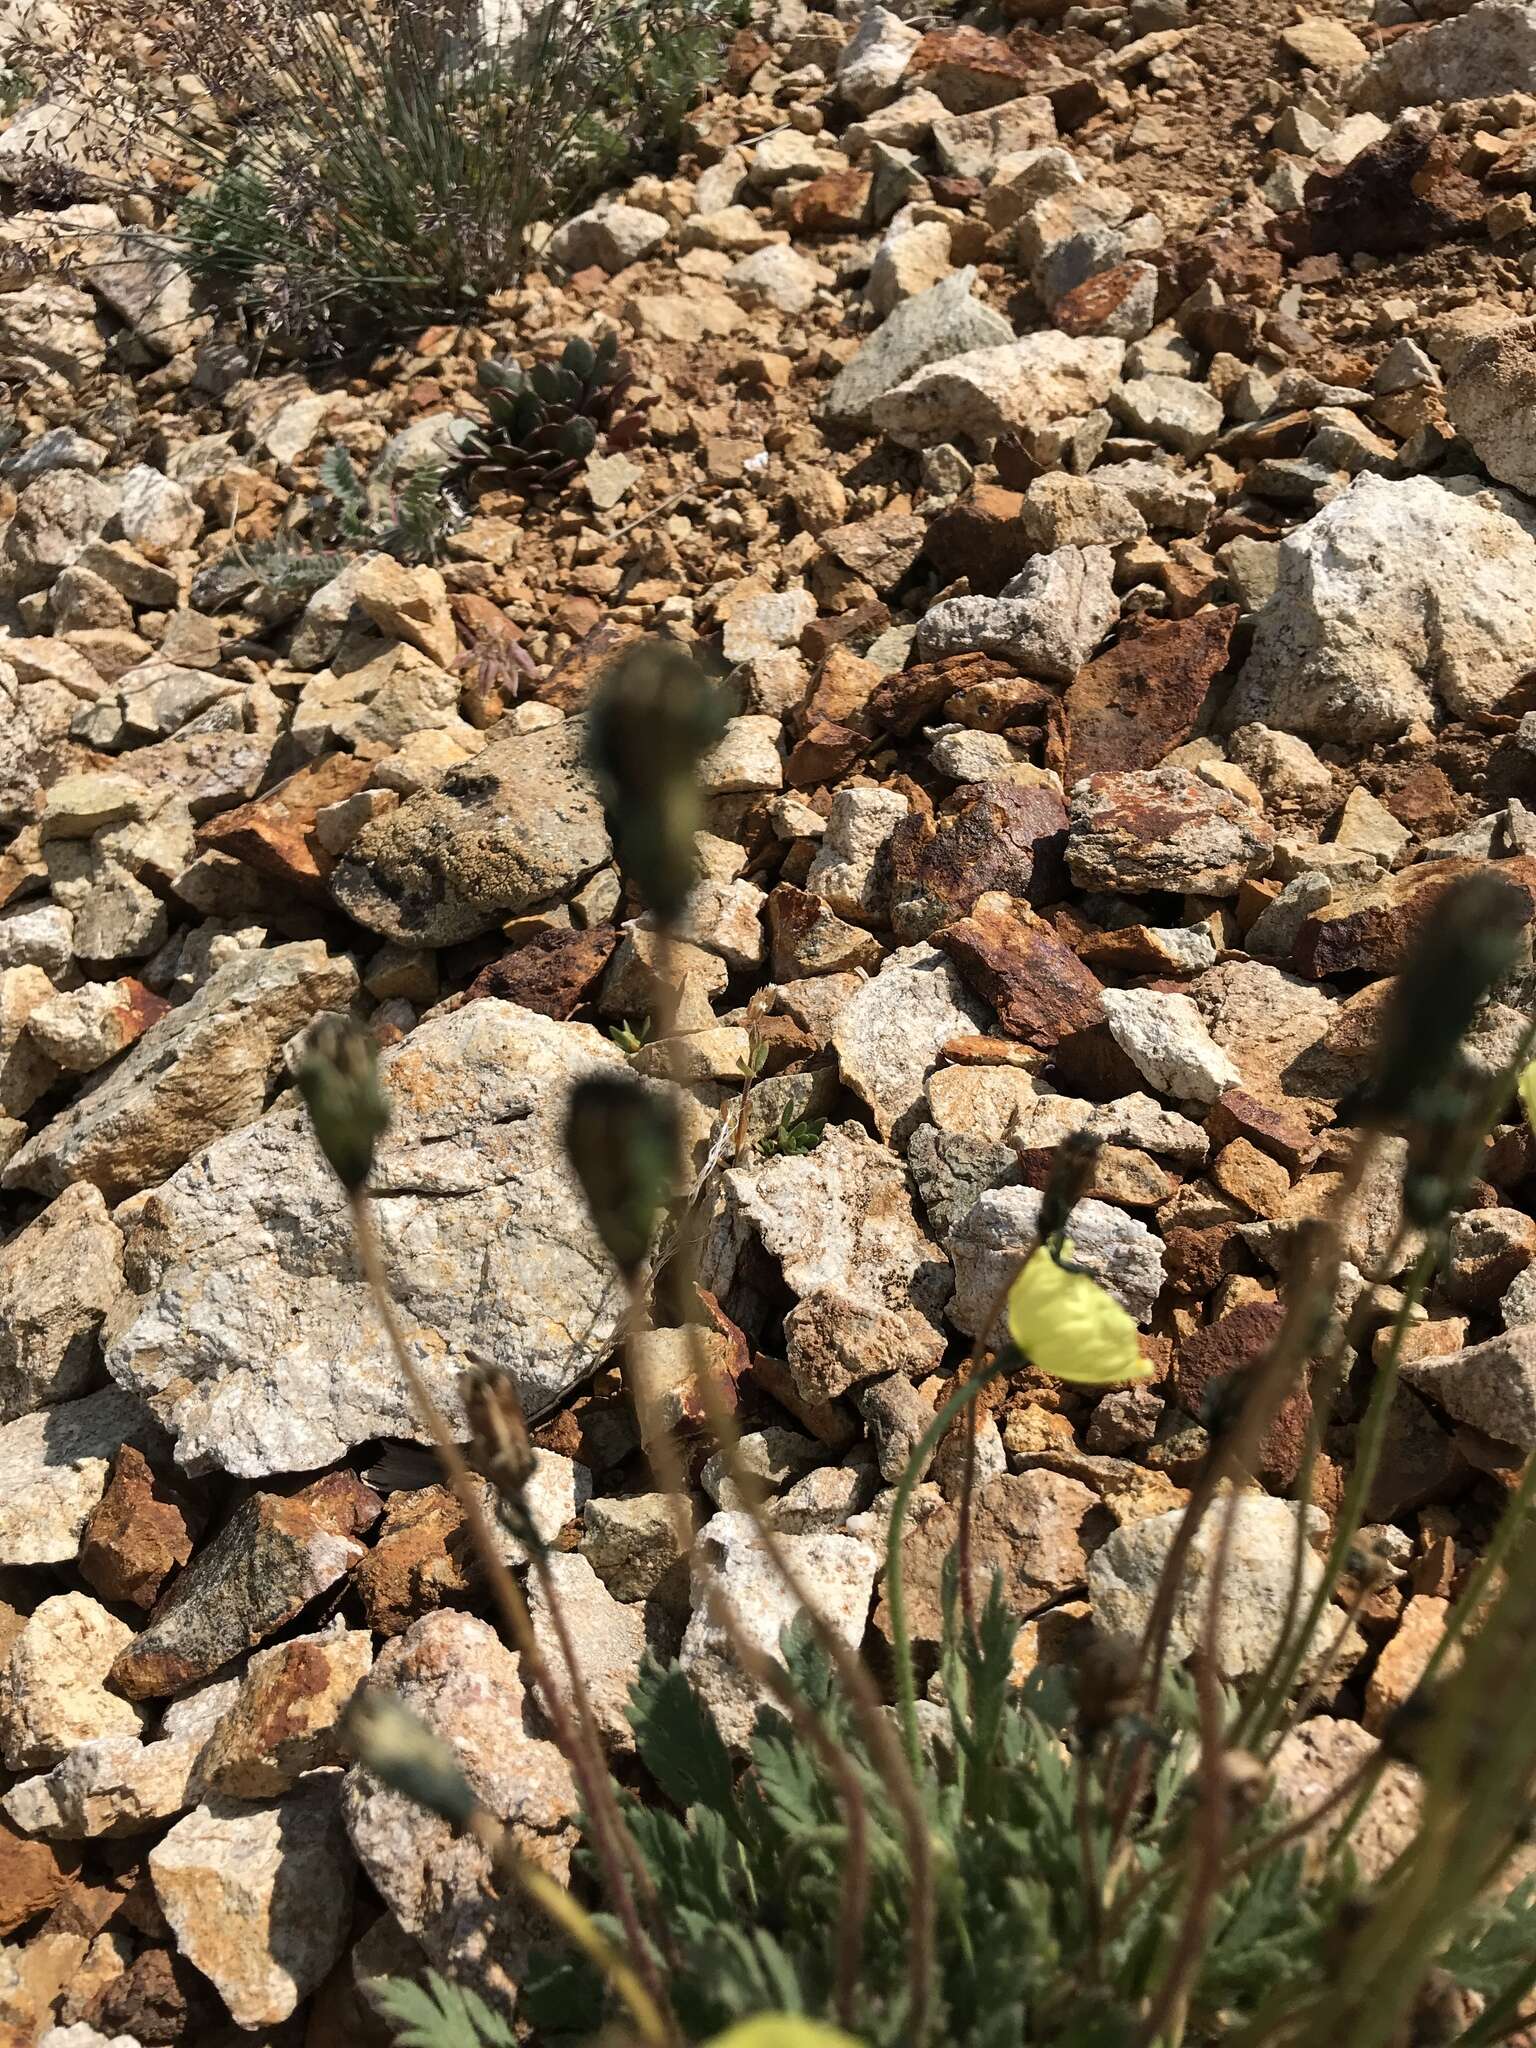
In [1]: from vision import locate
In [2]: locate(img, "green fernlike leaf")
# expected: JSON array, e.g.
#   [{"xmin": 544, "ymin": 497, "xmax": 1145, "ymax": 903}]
[
  {"xmin": 628, "ymin": 1653, "xmax": 741, "ymax": 1826},
  {"xmin": 374, "ymin": 1970, "xmax": 516, "ymax": 2048}
]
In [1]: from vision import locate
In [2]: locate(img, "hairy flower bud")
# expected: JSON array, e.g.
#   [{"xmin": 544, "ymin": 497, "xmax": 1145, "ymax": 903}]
[
  {"xmin": 565, "ymin": 1073, "xmax": 681, "ymax": 1278},
  {"xmin": 297, "ymin": 1016, "xmax": 390, "ymax": 1190},
  {"xmin": 586, "ymin": 639, "xmax": 730, "ymax": 923},
  {"xmin": 344, "ymin": 1691, "xmax": 477, "ymax": 1826}
]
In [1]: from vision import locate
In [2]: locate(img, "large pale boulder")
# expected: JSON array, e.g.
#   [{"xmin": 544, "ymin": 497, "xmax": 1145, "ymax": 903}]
[
  {"xmin": 103, "ymin": 1002, "xmax": 658, "ymax": 1476},
  {"xmin": 1225, "ymin": 475, "xmax": 1536, "ymax": 740}
]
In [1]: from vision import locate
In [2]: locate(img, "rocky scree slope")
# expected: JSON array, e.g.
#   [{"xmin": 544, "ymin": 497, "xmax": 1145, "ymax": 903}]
[{"xmin": 7, "ymin": 0, "xmax": 1536, "ymax": 2037}]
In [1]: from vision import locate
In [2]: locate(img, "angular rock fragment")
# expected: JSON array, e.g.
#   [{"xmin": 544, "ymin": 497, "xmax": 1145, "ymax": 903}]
[
  {"xmin": 4, "ymin": 941, "xmax": 358, "ymax": 1201},
  {"xmin": 343, "ymin": 1612, "xmax": 575, "ymax": 2013},
  {"xmin": 681, "ymin": 1511, "xmax": 878, "ymax": 1746},
  {"xmin": 108, "ymin": 1483, "xmax": 375, "ymax": 1700},
  {"xmin": 0, "ymin": 1184, "xmax": 124, "ymax": 1424},
  {"xmin": 196, "ymin": 1628, "xmax": 375, "ymax": 1796},
  {"xmin": 150, "ymin": 1780, "xmax": 354, "ymax": 2028},
  {"xmin": 1059, "ymin": 608, "xmax": 1236, "ymax": 781},
  {"xmin": 0, "ymin": 1387, "xmax": 169, "ymax": 1568},
  {"xmin": 1089, "ymin": 1497, "xmax": 1339, "ymax": 1679},
  {"xmin": 0, "ymin": 1596, "xmax": 146, "ymax": 1769},
  {"xmin": 947, "ymin": 1185, "xmax": 1164, "ymax": 1332},
  {"xmin": 935, "ymin": 892, "xmax": 1105, "ymax": 1047},
  {"xmin": 831, "ymin": 943, "xmax": 988, "ymax": 1139},
  {"xmin": 887, "ymin": 780, "xmax": 1068, "ymax": 942},
  {"xmin": 1403, "ymin": 1326, "xmax": 1536, "ymax": 1451}
]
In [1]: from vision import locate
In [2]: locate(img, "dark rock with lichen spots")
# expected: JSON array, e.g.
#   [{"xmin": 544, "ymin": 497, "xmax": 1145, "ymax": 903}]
[
  {"xmin": 328, "ymin": 716, "xmax": 611, "ymax": 946},
  {"xmin": 109, "ymin": 1476, "xmax": 378, "ymax": 1699}
]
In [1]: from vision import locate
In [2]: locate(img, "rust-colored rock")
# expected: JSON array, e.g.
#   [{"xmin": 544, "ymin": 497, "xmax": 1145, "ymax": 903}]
[
  {"xmin": 1172, "ymin": 1301, "xmax": 1306, "ymax": 1485},
  {"xmin": 354, "ymin": 1484, "xmax": 474, "ymax": 1637},
  {"xmin": 1293, "ymin": 859, "xmax": 1536, "ymax": 979},
  {"xmin": 801, "ymin": 645, "xmax": 883, "ymax": 735},
  {"xmin": 79, "ymin": 1942, "xmax": 223, "ymax": 2045},
  {"xmin": 906, "ymin": 25, "xmax": 1043, "ymax": 109},
  {"xmin": 464, "ymin": 925, "xmax": 619, "ymax": 1020},
  {"xmin": 1275, "ymin": 124, "xmax": 1484, "ymax": 260},
  {"xmin": 767, "ymin": 883, "xmax": 885, "ymax": 980},
  {"xmin": 935, "ymin": 891, "xmax": 1105, "ymax": 1048},
  {"xmin": 1206, "ymin": 1088, "xmax": 1315, "ymax": 1173},
  {"xmin": 922, "ymin": 485, "xmax": 1033, "ymax": 593},
  {"xmin": 78, "ymin": 1446, "xmax": 201, "ymax": 1612},
  {"xmin": 783, "ymin": 717, "xmax": 869, "ymax": 786},
  {"xmin": 197, "ymin": 1627, "xmax": 374, "ymax": 1796},
  {"xmin": 781, "ymin": 169, "xmax": 872, "ymax": 234},
  {"xmin": 888, "ymin": 778, "xmax": 1069, "ymax": 940},
  {"xmin": 869, "ymin": 651, "xmax": 1023, "ymax": 736},
  {"xmin": 875, "ymin": 1470, "xmax": 1111, "ymax": 1652},
  {"xmin": 195, "ymin": 752, "xmax": 374, "ymax": 890},
  {"xmin": 1161, "ymin": 1221, "xmax": 1243, "ymax": 1299},
  {"xmin": 1052, "ymin": 263, "xmax": 1152, "ymax": 338},
  {"xmin": 1057, "ymin": 607, "xmax": 1236, "ymax": 782},
  {"xmin": 0, "ymin": 1818, "xmax": 78, "ymax": 1937}
]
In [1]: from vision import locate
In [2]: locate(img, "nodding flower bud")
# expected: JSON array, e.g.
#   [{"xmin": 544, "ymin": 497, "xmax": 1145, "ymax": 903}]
[
  {"xmin": 463, "ymin": 1363, "xmax": 537, "ymax": 1500},
  {"xmin": 1365, "ymin": 872, "xmax": 1526, "ymax": 1127},
  {"xmin": 343, "ymin": 1691, "xmax": 477, "ymax": 1827},
  {"xmin": 297, "ymin": 1017, "xmax": 390, "ymax": 1191},
  {"xmin": 564, "ymin": 1073, "xmax": 681, "ymax": 1279},
  {"xmin": 1037, "ymin": 1129, "xmax": 1103, "ymax": 1249},
  {"xmin": 585, "ymin": 639, "xmax": 730, "ymax": 924}
]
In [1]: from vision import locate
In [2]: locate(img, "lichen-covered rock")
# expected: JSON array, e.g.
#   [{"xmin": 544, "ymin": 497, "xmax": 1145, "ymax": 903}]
[
  {"xmin": 329, "ymin": 714, "xmax": 611, "ymax": 945},
  {"xmin": 104, "ymin": 1002, "xmax": 651, "ymax": 1476}
]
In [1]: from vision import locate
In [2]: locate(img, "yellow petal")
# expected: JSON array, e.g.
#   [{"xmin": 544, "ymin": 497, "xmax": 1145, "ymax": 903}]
[
  {"xmin": 705, "ymin": 2023, "xmax": 865, "ymax": 2048},
  {"xmin": 1006, "ymin": 1240, "xmax": 1153, "ymax": 1387},
  {"xmin": 1520, "ymin": 1058, "xmax": 1536, "ymax": 1141}
]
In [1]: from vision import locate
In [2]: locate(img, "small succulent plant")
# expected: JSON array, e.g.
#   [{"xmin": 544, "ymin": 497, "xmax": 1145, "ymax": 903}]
[{"xmin": 456, "ymin": 332, "xmax": 644, "ymax": 494}]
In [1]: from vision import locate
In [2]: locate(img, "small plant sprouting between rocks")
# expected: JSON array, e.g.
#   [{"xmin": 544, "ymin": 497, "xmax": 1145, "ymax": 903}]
[
  {"xmin": 293, "ymin": 643, "xmax": 1536, "ymax": 2048},
  {"xmin": 230, "ymin": 444, "xmax": 464, "ymax": 600},
  {"xmin": 457, "ymin": 332, "xmax": 645, "ymax": 497},
  {"xmin": 5, "ymin": 0, "xmax": 748, "ymax": 350}
]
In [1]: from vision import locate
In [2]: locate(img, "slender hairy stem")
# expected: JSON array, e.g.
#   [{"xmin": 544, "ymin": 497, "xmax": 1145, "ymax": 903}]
[{"xmin": 348, "ymin": 1190, "xmax": 676, "ymax": 2042}]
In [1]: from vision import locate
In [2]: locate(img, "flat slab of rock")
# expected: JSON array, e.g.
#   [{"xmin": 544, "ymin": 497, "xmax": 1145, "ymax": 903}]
[
  {"xmin": 104, "ymin": 1002, "xmax": 644, "ymax": 1476},
  {"xmin": 3, "ymin": 941, "xmax": 358, "ymax": 1202},
  {"xmin": 149, "ymin": 1780, "xmax": 354, "ymax": 2027},
  {"xmin": 328, "ymin": 714, "xmax": 612, "ymax": 945}
]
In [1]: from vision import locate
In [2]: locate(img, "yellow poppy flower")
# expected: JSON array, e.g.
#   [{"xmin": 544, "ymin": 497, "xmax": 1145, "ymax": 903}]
[
  {"xmin": 1006, "ymin": 1240, "xmax": 1153, "ymax": 1387},
  {"xmin": 705, "ymin": 2022, "xmax": 865, "ymax": 2048}
]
